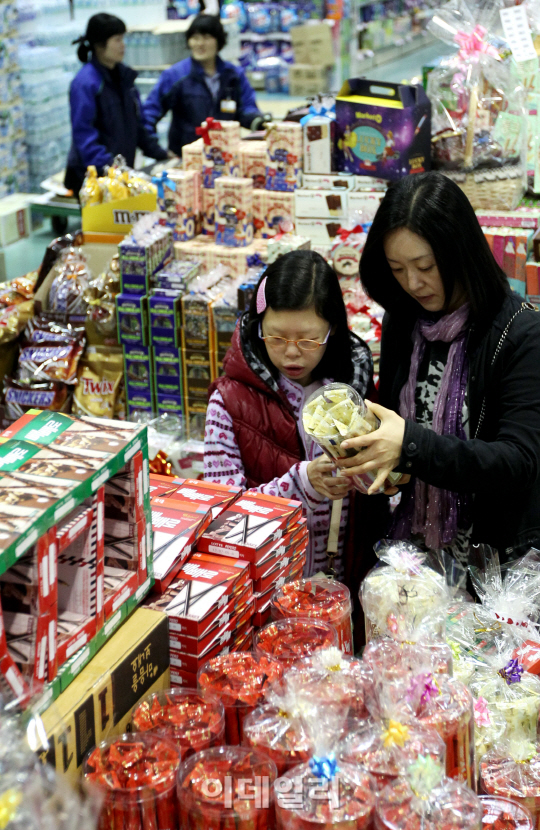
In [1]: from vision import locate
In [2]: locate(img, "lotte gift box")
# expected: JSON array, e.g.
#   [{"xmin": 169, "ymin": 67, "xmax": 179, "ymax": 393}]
[
  {"xmin": 197, "ymin": 119, "xmax": 241, "ymax": 189},
  {"xmin": 215, "ymin": 177, "xmax": 254, "ymax": 248},
  {"xmin": 335, "ymin": 79, "xmax": 431, "ymax": 181},
  {"xmin": 150, "ymin": 497, "xmax": 214, "ymax": 593},
  {"xmin": 266, "ymin": 122, "xmax": 303, "ymax": 192}
]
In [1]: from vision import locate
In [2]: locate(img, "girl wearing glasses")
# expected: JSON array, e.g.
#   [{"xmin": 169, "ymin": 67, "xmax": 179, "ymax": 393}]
[{"xmin": 204, "ymin": 250, "xmax": 373, "ymax": 580}]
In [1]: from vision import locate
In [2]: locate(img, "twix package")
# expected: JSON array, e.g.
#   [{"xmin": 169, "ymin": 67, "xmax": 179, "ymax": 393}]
[{"xmin": 73, "ymin": 349, "xmax": 123, "ymax": 419}]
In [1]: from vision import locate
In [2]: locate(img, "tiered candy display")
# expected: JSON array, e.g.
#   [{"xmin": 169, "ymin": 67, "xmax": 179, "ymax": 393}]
[
  {"xmin": 254, "ymin": 617, "xmax": 339, "ymax": 667},
  {"xmin": 271, "ymin": 577, "xmax": 353, "ymax": 654},
  {"xmin": 198, "ymin": 651, "xmax": 284, "ymax": 744},
  {"xmin": 83, "ymin": 734, "xmax": 181, "ymax": 830},
  {"xmin": 178, "ymin": 746, "xmax": 277, "ymax": 830},
  {"xmin": 131, "ymin": 689, "xmax": 225, "ymax": 760}
]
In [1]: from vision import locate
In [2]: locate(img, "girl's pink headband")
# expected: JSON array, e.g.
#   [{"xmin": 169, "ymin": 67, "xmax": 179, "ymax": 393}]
[{"xmin": 256, "ymin": 277, "xmax": 267, "ymax": 314}]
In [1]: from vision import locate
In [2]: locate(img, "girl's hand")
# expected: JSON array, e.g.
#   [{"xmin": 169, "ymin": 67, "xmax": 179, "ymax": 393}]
[
  {"xmin": 337, "ymin": 401, "xmax": 406, "ymax": 495},
  {"xmin": 307, "ymin": 456, "xmax": 354, "ymax": 501}
]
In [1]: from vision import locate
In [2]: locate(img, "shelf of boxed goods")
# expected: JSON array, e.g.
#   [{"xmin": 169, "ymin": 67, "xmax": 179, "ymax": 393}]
[
  {"xmin": 0, "ymin": 411, "xmax": 155, "ymax": 709},
  {"xmin": 353, "ymin": 30, "xmax": 435, "ymax": 73}
]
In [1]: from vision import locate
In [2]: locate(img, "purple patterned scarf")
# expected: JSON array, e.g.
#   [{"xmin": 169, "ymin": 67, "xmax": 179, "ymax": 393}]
[{"xmin": 392, "ymin": 303, "xmax": 471, "ymax": 549}]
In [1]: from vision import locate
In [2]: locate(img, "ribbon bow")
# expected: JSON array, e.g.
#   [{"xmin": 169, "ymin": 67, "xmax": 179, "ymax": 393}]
[
  {"xmin": 309, "ymin": 753, "xmax": 338, "ymax": 779},
  {"xmin": 300, "ymin": 102, "xmax": 335, "ymax": 126},
  {"xmin": 454, "ymin": 24, "xmax": 500, "ymax": 62},
  {"xmin": 196, "ymin": 117, "xmax": 222, "ymax": 145},
  {"xmin": 474, "ymin": 696, "xmax": 492, "ymax": 728},
  {"xmin": 337, "ymin": 224, "xmax": 364, "ymax": 241},
  {"xmin": 382, "ymin": 720, "xmax": 410, "ymax": 748},
  {"xmin": 246, "ymin": 253, "xmax": 264, "ymax": 268},
  {"xmin": 406, "ymin": 672, "xmax": 440, "ymax": 706},
  {"xmin": 498, "ymin": 658, "xmax": 524, "ymax": 685},
  {"xmin": 152, "ymin": 171, "xmax": 175, "ymax": 200}
]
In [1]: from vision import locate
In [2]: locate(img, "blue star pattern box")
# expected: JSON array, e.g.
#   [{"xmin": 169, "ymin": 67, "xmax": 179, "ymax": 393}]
[{"xmin": 335, "ymin": 79, "xmax": 431, "ymax": 181}]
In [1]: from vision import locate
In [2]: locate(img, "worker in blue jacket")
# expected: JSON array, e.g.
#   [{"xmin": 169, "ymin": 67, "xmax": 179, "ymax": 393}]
[
  {"xmin": 143, "ymin": 14, "xmax": 268, "ymax": 155},
  {"xmin": 65, "ymin": 13, "xmax": 168, "ymax": 197}
]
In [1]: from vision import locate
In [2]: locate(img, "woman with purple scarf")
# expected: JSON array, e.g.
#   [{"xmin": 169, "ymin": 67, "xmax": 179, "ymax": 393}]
[{"xmin": 339, "ymin": 172, "xmax": 540, "ymax": 565}]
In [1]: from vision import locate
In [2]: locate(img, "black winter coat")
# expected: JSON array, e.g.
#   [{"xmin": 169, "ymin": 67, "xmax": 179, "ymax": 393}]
[{"xmin": 379, "ymin": 292, "xmax": 540, "ymax": 558}]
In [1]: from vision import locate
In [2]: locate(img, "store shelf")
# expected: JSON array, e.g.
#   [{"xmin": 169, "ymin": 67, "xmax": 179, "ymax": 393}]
[{"xmin": 354, "ymin": 31, "xmax": 435, "ymax": 72}]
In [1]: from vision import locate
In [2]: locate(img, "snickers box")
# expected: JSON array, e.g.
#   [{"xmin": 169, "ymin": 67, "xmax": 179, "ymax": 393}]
[
  {"xmin": 149, "ymin": 476, "xmax": 240, "ymax": 519},
  {"xmin": 197, "ymin": 492, "xmax": 303, "ymax": 561},
  {"xmin": 150, "ymin": 498, "xmax": 214, "ymax": 592}
]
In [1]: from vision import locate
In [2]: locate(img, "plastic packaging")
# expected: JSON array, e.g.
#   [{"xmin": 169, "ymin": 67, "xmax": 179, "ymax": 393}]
[
  {"xmin": 374, "ymin": 756, "xmax": 482, "ymax": 830},
  {"xmin": 426, "ymin": 0, "xmax": 527, "ymax": 210},
  {"xmin": 338, "ymin": 679, "xmax": 447, "ymax": 792},
  {"xmin": 274, "ymin": 684, "xmax": 377, "ymax": 829},
  {"xmin": 254, "ymin": 617, "xmax": 339, "ymax": 668},
  {"xmin": 479, "ymin": 794, "xmax": 534, "ymax": 830},
  {"xmin": 271, "ymin": 577, "xmax": 353, "ymax": 654},
  {"xmin": 287, "ymin": 647, "xmax": 374, "ymax": 719},
  {"xmin": 480, "ymin": 741, "xmax": 540, "ymax": 827},
  {"xmin": 361, "ymin": 541, "xmax": 449, "ymax": 643},
  {"xmin": 363, "ymin": 637, "xmax": 453, "ymax": 680},
  {"xmin": 48, "ymin": 247, "xmax": 91, "ymax": 316},
  {"xmin": 197, "ymin": 651, "xmax": 284, "ymax": 744},
  {"xmin": 131, "ymin": 689, "xmax": 225, "ymax": 760},
  {"xmin": 302, "ymin": 383, "xmax": 402, "ymax": 495},
  {"xmin": 178, "ymin": 745, "xmax": 277, "ymax": 830},
  {"xmin": 83, "ymin": 733, "xmax": 181, "ymax": 830},
  {"xmin": 80, "ymin": 165, "xmax": 102, "ymax": 206}
]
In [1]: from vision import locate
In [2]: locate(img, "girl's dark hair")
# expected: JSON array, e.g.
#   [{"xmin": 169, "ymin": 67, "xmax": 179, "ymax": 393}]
[
  {"xmin": 247, "ymin": 250, "xmax": 353, "ymax": 383},
  {"xmin": 73, "ymin": 13, "xmax": 126, "ymax": 63},
  {"xmin": 186, "ymin": 14, "xmax": 227, "ymax": 51},
  {"xmin": 360, "ymin": 171, "xmax": 509, "ymax": 325}
]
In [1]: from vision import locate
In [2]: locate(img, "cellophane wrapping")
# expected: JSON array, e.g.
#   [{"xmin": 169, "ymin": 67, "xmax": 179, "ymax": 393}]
[
  {"xmin": 254, "ymin": 617, "xmax": 339, "ymax": 668},
  {"xmin": 177, "ymin": 745, "xmax": 277, "ymax": 830},
  {"xmin": 83, "ymin": 733, "xmax": 180, "ymax": 830},
  {"xmin": 374, "ymin": 755, "xmax": 482, "ymax": 830},
  {"xmin": 480, "ymin": 739, "xmax": 540, "ymax": 827},
  {"xmin": 479, "ymin": 794, "xmax": 534, "ymax": 829},
  {"xmin": 363, "ymin": 638, "xmax": 453, "ymax": 680},
  {"xmin": 338, "ymin": 677, "xmax": 447, "ymax": 792},
  {"xmin": 131, "ymin": 689, "xmax": 225, "ymax": 760},
  {"xmin": 197, "ymin": 651, "xmax": 284, "ymax": 745},
  {"xmin": 426, "ymin": 0, "xmax": 527, "ymax": 209},
  {"xmin": 302, "ymin": 383, "xmax": 402, "ymax": 495},
  {"xmin": 287, "ymin": 647, "xmax": 375, "ymax": 719},
  {"xmin": 271, "ymin": 577, "xmax": 353, "ymax": 655}
]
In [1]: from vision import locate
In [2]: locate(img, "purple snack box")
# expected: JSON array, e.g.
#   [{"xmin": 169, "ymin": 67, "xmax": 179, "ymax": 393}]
[{"xmin": 335, "ymin": 79, "xmax": 431, "ymax": 182}]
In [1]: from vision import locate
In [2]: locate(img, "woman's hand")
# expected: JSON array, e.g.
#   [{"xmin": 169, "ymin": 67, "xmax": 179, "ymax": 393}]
[
  {"xmin": 307, "ymin": 456, "xmax": 354, "ymax": 501},
  {"xmin": 337, "ymin": 401, "xmax": 406, "ymax": 495}
]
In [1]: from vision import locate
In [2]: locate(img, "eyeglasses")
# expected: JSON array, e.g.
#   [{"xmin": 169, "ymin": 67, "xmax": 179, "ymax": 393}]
[{"xmin": 258, "ymin": 322, "xmax": 331, "ymax": 351}]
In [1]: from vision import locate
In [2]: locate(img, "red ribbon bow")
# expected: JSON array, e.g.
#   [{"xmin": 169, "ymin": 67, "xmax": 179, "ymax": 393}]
[
  {"xmin": 195, "ymin": 117, "xmax": 223, "ymax": 145},
  {"xmin": 337, "ymin": 224, "xmax": 364, "ymax": 241}
]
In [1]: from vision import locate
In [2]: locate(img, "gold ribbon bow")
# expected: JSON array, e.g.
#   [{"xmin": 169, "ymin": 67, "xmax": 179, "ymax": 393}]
[{"xmin": 381, "ymin": 720, "xmax": 410, "ymax": 748}]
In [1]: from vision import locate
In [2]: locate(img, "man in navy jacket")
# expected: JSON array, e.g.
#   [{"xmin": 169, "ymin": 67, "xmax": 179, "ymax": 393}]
[{"xmin": 143, "ymin": 14, "xmax": 266, "ymax": 155}]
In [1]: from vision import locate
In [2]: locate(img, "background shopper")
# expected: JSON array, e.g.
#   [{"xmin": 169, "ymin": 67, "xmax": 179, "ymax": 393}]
[
  {"xmin": 203, "ymin": 250, "xmax": 373, "ymax": 581},
  {"xmin": 143, "ymin": 14, "xmax": 266, "ymax": 155},
  {"xmin": 65, "ymin": 13, "xmax": 167, "ymax": 197},
  {"xmin": 341, "ymin": 171, "xmax": 540, "ymax": 564}
]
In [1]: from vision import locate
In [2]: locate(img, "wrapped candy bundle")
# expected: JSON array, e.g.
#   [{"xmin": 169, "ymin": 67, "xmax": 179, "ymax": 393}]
[
  {"xmin": 363, "ymin": 637, "xmax": 453, "ymax": 680},
  {"xmin": 83, "ymin": 733, "xmax": 181, "ymax": 830},
  {"xmin": 480, "ymin": 738, "xmax": 540, "ymax": 827},
  {"xmin": 198, "ymin": 651, "xmax": 283, "ymax": 745},
  {"xmin": 374, "ymin": 755, "xmax": 482, "ymax": 830},
  {"xmin": 479, "ymin": 795, "xmax": 534, "ymax": 830},
  {"xmin": 271, "ymin": 577, "xmax": 353, "ymax": 654},
  {"xmin": 361, "ymin": 541, "xmax": 450, "ymax": 643},
  {"xmin": 288, "ymin": 647, "xmax": 374, "ymax": 719},
  {"xmin": 274, "ymin": 687, "xmax": 377, "ymax": 829},
  {"xmin": 131, "ymin": 689, "xmax": 225, "ymax": 760},
  {"xmin": 426, "ymin": 0, "xmax": 527, "ymax": 210},
  {"xmin": 472, "ymin": 696, "xmax": 507, "ymax": 762},
  {"xmin": 178, "ymin": 746, "xmax": 277, "ymax": 830},
  {"xmin": 338, "ymin": 679, "xmax": 447, "ymax": 792},
  {"xmin": 254, "ymin": 617, "xmax": 339, "ymax": 668},
  {"xmin": 302, "ymin": 383, "xmax": 402, "ymax": 495},
  {"xmin": 405, "ymin": 672, "xmax": 475, "ymax": 789}
]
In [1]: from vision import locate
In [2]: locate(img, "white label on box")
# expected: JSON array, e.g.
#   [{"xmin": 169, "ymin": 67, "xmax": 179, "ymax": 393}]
[
  {"xmin": 124, "ymin": 440, "xmax": 141, "ymax": 463},
  {"xmin": 500, "ymin": 6, "xmax": 537, "ymax": 62},
  {"xmin": 41, "ymin": 557, "xmax": 49, "ymax": 598},
  {"xmin": 98, "ymin": 501, "xmax": 104, "ymax": 541},
  {"xmin": 71, "ymin": 646, "xmax": 90, "ymax": 674},
  {"xmin": 137, "ymin": 471, "xmax": 143, "ymax": 507},
  {"xmin": 104, "ymin": 609, "xmax": 122, "ymax": 636},
  {"xmin": 55, "ymin": 498, "xmax": 75, "ymax": 522},
  {"xmin": 295, "ymin": 189, "xmax": 347, "ymax": 219},
  {"xmin": 49, "ymin": 541, "xmax": 56, "ymax": 589},
  {"xmin": 16, "ymin": 529, "xmax": 37, "ymax": 557},
  {"xmin": 136, "ymin": 578, "xmax": 151, "ymax": 600},
  {"xmin": 37, "ymin": 637, "xmax": 47, "ymax": 680},
  {"xmin": 48, "ymin": 619, "xmax": 56, "ymax": 659},
  {"xmin": 5, "ymin": 666, "xmax": 24, "ymax": 697},
  {"xmin": 209, "ymin": 544, "xmax": 239, "ymax": 558},
  {"xmin": 92, "ymin": 469, "xmax": 110, "ymax": 491},
  {"xmin": 143, "ymin": 458, "xmax": 149, "ymax": 495},
  {"xmin": 66, "ymin": 631, "xmax": 89, "ymax": 659},
  {"xmin": 169, "ymin": 621, "xmax": 185, "ymax": 633},
  {"xmin": 113, "ymin": 585, "xmax": 132, "ymax": 612},
  {"xmin": 69, "ymin": 515, "xmax": 88, "ymax": 540},
  {"xmin": 97, "ymin": 574, "xmax": 103, "ymax": 613}
]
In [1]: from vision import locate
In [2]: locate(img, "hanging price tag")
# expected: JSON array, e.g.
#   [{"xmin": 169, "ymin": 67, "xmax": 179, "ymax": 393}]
[{"xmin": 500, "ymin": 6, "xmax": 537, "ymax": 63}]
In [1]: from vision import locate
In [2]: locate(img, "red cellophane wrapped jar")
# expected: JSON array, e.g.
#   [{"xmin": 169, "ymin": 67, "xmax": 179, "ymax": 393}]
[
  {"xmin": 479, "ymin": 795, "xmax": 534, "ymax": 830},
  {"xmin": 178, "ymin": 745, "xmax": 277, "ymax": 830},
  {"xmin": 198, "ymin": 651, "xmax": 283, "ymax": 744},
  {"xmin": 131, "ymin": 689, "xmax": 225, "ymax": 760},
  {"xmin": 480, "ymin": 741, "xmax": 540, "ymax": 827},
  {"xmin": 287, "ymin": 647, "xmax": 375, "ymax": 719},
  {"xmin": 254, "ymin": 617, "xmax": 338, "ymax": 668},
  {"xmin": 83, "ymin": 733, "xmax": 181, "ymax": 830},
  {"xmin": 374, "ymin": 757, "xmax": 482, "ymax": 830},
  {"xmin": 271, "ymin": 577, "xmax": 353, "ymax": 655},
  {"xmin": 338, "ymin": 678, "xmax": 446, "ymax": 792}
]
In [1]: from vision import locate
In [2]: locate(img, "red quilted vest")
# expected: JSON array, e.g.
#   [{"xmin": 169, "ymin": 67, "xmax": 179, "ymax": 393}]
[{"xmin": 209, "ymin": 324, "xmax": 304, "ymax": 488}]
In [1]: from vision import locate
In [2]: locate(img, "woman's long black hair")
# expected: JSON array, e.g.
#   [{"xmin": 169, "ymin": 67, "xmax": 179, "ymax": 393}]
[
  {"xmin": 246, "ymin": 250, "xmax": 354, "ymax": 383},
  {"xmin": 73, "ymin": 13, "xmax": 126, "ymax": 63},
  {"xmin": 360, "ymin": 172, "xmax": 509, "ymax": 326}
]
